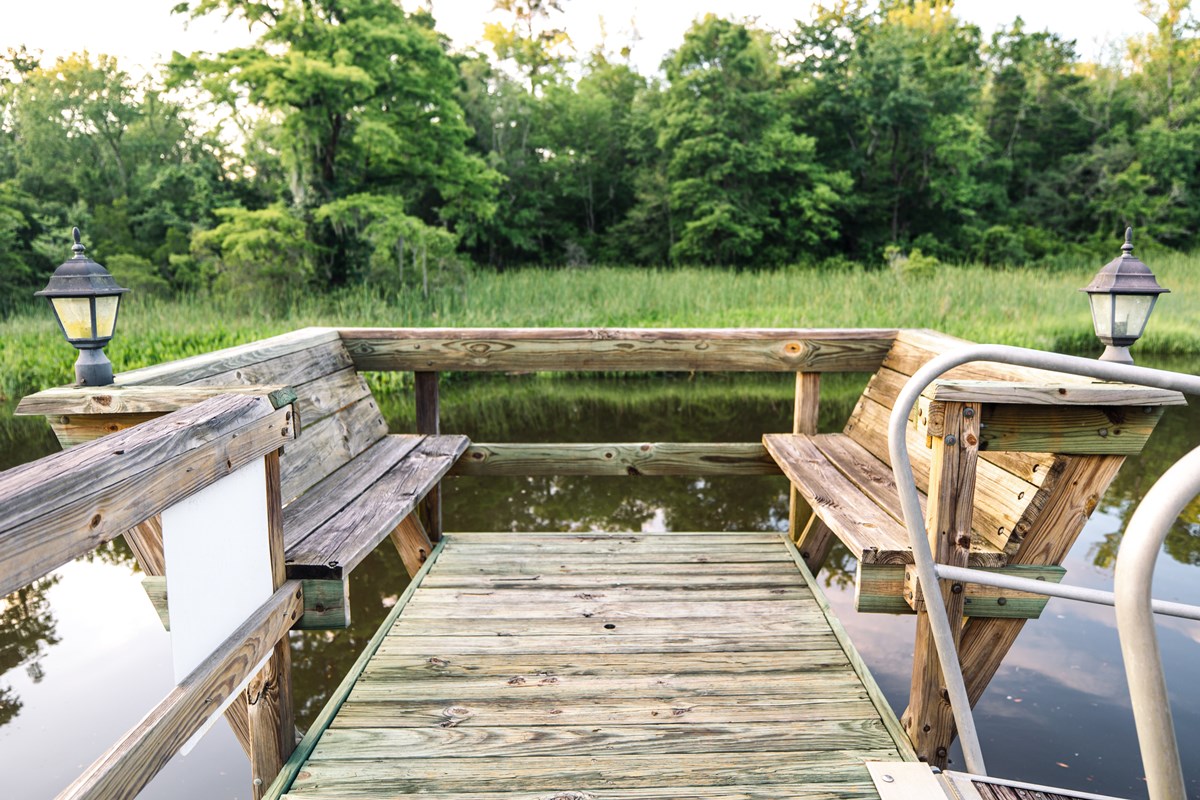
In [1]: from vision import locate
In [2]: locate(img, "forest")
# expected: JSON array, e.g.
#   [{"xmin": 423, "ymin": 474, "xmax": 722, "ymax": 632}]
[{"xmin": 1, "ymin": 0, "xmax": 1199, "ymax": 313}]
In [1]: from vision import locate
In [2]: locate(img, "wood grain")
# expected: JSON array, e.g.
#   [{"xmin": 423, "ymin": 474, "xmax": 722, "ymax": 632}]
[
  {"xmin": 450, "ymin": 442, "xmax": 778, "ymax": 476},
  {"xmin": 789, "ymin": 371, "xmax": 821, "ymax": 547},
  {"xmin": 338, "ymin": 327, "xmax": 897, "ymax": 372},
  {"xmin": 269, "ymin": 531, "xmax": 911, "ymax": 799},
  {"xmin": 284, "ymin": 435, "xmax": 469, "ymax": 579},
  {"xmin": 0, "ymin": 395, "xmax": 295, "ymax": 597},
  {"xmin": 114, "ymin": 327, "xmax": 339, "ymax": 387},
  {"xmin": 903, "ymin": 401, "xmax": 980, "ymax": 768}
]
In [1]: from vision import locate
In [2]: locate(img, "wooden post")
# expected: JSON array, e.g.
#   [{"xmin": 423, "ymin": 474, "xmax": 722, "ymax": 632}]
[
  {"xmin": 955, "ymin": 454, "xmax": 1125, "ymax": 707},
  {"xmin": 389, "ymin": 512, "xmax": 433, "ymax": 578},
  {"xmin": 790, "ymin": 372, "xmax": 826, "ymax": 567},
  {"xmin": 902, "ymin": 400, "xmax": 981, "ymax": 767},
  {"xmin": 414, "ymin": 371, "xmax": 442, "ymax": 541},
  {"xmin": 247, "ymin": 451, "xmax": 296, "ymax": 799}
]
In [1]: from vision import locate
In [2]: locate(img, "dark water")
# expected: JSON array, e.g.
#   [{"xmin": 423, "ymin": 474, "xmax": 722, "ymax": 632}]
[{"xmin": 1, "ymin": 369, "xmax": 1198, "ymax": 799}]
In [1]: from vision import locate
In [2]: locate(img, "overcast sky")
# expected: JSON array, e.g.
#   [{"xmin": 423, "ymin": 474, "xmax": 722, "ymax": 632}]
[{"xmin": 4, "ymin": 0, "xmax": 1157, "ymax": 78}]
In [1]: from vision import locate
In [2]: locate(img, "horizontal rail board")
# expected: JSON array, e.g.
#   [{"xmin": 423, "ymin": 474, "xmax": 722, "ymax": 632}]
[
  {"xmin": 0, "ymin": 395, "xmax": 297, "ymax": 597},
  {"xmin": 449, "ymin": 442, "xmax": 779, "ymax": 476},
  {"xmin": 337, "ymin": 327, "xmax": 896, "ymax": 372},
  {"xmin": 855, "ymin": 563, "xmax": 1066, "ymax": 618},
  {"xmin": 59, "ymin": 581, "xmax": 303, "ymax": 800}
]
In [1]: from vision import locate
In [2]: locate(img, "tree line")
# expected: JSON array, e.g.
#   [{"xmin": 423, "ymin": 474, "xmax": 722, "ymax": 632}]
[{"xmin": 1, "ymin": 0, "xmax": 1198, "ymax": 310}]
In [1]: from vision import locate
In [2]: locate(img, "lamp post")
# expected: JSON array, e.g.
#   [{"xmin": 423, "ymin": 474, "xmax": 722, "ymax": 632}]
[
  {"xmin": 35, "ymin": 228, "xmax": 129, "ymax": 386},
  {"xmin": 1081, "ymin": 228, "xmax": 1168, "ymax": 365}
]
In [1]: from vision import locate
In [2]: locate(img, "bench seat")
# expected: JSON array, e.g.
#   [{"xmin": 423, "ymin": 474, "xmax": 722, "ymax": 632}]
[
  {"xmin": 282, "ymin": 433, "xmax": 468, "ymax": 580},
  {"xmin": 765, "ymin": 432, "xmax": 1006, "ymax": 567}
]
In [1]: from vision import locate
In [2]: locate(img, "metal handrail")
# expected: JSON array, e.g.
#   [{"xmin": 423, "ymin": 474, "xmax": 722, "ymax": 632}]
[{"xmin": 887, "ymin": 344, "xmax": 1200, "ymax": 784}]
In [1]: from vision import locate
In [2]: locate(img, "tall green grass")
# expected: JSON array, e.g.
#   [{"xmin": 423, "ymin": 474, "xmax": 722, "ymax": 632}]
[{"xmin": 4, "ymin": 257, "xmax": 1200, "ymax": 400}]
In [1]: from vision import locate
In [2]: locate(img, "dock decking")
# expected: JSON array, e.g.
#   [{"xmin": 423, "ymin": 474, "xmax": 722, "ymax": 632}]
[{"xmin": 272, "ymin": 530, "xmax": 914, "ymax": 799}]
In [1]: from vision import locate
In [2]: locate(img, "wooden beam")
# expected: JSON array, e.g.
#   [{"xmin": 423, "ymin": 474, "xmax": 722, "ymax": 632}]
[
  {"xmin": 855, "ymin": 563, "xmax": 1065, "ymax": 618},
  {"xmin": 788, "ymin": 372, "xmax": 821, "ymax": 545},
  {"xmin": 113, "ymin": 327, "xmax": 339, "ymax": 387},
  {"xmin": 902, "ymin": 400, "xmax": 980, "ymax": 768},
  {"xmin": 414, "ymin": 372, "xmax": 442, "ymax": 541},
  {"xmin": 928, "ymin": 380, "xmax": 1186, "ymax": 406},
  {"xmin": 390, "ymin": 513, "xmax": 433, "ymax": 578},
  {"xmin": 15, "ymin": 385, "xmax": 296, "ymax": 417},
  {"xmin": 142, "ymin": 576, "xmax": 349, "ymax": 632},
  {"xmin": 795, "ymin": 516, "xmax": 837, "ymax": 575},
  {"xmin": 956, "ymin": 454, "xmax": 1125, "ymax": 707},
  {"xmin": 0, "ymin": 395, "xmax": 297, "ymax": 598},
  {"xmin": 338, "ymin": 327, "xmax": 897, "ymax": 373},
  {"xmin": 58, "ymin": 582, "xmax": 303, "ymax": 800},
  {"xmin": 247, "ymin": 452, "xmax": 296, "ymax": 799},
  {"xmin": 449, "ymin": 442, "xmax": 778, "ymax": 477}
]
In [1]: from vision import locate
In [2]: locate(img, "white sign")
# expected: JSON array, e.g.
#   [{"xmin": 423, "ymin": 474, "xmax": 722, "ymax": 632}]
[{"xmin": 162, "ymin": 457, "xmax": 276, "ymax": 751}]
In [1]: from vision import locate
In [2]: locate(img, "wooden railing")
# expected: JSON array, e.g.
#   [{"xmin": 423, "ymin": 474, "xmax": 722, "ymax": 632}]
[
  {"xmin": 340, "ymin": 327, "xmax": 897, "ymax": 539},
  {"xmin": 0, "ymin": 394, "xmax": 302, "ymax": 800}
]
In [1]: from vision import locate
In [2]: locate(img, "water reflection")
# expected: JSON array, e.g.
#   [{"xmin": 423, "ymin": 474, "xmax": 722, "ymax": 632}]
[{"xmin": 0, "ymin": 577, "xmax": 60, "ymax": 725}]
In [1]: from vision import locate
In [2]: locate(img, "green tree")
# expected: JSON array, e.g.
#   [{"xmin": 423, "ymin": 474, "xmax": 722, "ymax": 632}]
[
  {"xmin": 172, "ymin": 0, "xmax": 498, "ymax": 285},
  {"xmin": 648, "ymin": 15, "xmax": 848, "ymax": 266},
  {"xmin": 789, "ymin": 1, "xmax": 989, "ymax": 259}
]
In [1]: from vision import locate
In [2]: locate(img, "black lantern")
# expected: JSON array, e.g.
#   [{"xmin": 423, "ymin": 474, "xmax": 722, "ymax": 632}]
[
  {"xmin": 35, "ymin": 228, "xmax": 129, "ymax": 386},
  {"xmin": 1080, "ymin": 228, "xmax": 1168, "ymax": 365}
]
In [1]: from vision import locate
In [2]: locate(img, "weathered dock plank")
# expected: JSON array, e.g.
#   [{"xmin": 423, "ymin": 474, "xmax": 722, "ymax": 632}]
[{"xmin": 270, "ymin": 530, "xmax": 913, "ymax": 800}]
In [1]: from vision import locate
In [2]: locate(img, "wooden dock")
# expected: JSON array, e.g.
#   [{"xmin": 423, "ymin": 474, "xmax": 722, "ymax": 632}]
[{"xmin": 270, "ymin": 530, "xmax": 915, "ymax": 798}]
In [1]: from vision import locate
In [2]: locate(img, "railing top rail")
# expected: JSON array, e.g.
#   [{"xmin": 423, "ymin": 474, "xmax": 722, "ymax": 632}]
[
  {"xmin": 0, "ymin": 392, "xmax": 297, "ymax": 597},
  {"xmin": 336, "ymin": 326, "xmax": 899, "ymax": 372}
]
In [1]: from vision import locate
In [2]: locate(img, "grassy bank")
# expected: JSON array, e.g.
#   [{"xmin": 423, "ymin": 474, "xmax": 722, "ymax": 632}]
[{"xmin": 4, "ymin": 258, "xmax": 1200, "ymax": 400}]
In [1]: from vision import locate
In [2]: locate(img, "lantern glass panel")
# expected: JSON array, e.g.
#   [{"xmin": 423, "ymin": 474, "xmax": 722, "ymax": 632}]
[
  {"xmin": 1112, "ymin": 293, "xmax": 1155, "ymax": 340},
  {"xmin": 94, "ymin": 294, "xmax": 120, "ymax": 339},
  {"xmin": 50, "ymin": 297, "xmax": 94, "ymax": 341},
  {"xmin": 1087, "ymin": 293, "xmax": 1113, "ymax": 340}
]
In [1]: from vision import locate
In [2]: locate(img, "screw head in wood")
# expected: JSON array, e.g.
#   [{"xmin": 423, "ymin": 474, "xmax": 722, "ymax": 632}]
[{"xmin": 945, "ymin": 434, "xmax": 957, "ymax": 446}]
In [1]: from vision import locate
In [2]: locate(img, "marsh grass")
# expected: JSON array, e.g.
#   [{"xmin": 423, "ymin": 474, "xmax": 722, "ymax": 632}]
[{"xmin": 4, "ymin": 257, "xmax": 1200, "ymax": 399}]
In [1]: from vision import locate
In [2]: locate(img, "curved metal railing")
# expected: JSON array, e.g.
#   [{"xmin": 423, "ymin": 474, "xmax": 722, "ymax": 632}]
[{"xmin": 887, "ymin": 345, "xmax": 1200, "ymax": 795}]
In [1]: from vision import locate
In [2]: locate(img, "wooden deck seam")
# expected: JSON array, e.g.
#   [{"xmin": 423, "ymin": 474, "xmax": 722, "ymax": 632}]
[
  {"xmin": 778, "ymin": 531, "xmax": 919, "ymax": 761},
  {"xmin": 264, "ymin": 537, "xmax": 448, "ymax": 799}
]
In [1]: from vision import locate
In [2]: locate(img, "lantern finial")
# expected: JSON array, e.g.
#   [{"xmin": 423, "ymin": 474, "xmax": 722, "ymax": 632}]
[
  {"xmin": 72, "ymin": 227, "xmax": 85, "ymax": 257},
  {"xmin": 1123, "ymin": 227, "xmax": 1134, "ymax": 256}
]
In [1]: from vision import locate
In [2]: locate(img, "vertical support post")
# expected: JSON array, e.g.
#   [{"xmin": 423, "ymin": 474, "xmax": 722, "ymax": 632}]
[
  {"xmin": 247, "ymin": 451, "xmax": 296, "ymax": 799},
  {"xmin": 414, "ymin": 371, "xmax": 442, "ymax": 541},
  {"xmin": 791, "ymin": 373, "xmax": 831, "ymax": 572},
  {"xmin": 389, "ymin": 512, "xmax": 433, "ymax": 578},
  {"xmin": 902, "ymin": 400, "xmax": 980, "ymax": 767}
]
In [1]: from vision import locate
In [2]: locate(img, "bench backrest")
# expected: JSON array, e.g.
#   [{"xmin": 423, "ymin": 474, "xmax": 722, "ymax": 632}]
[
  {"xmin": 116, "ymin": 328, "xmax": 387, "ymax": 504},
  {"xmin": 843, "ymin": 329, "xmax": 1088, "ymax": 557}
]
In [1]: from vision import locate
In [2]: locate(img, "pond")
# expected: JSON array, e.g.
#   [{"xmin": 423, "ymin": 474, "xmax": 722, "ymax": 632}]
[{"xmin": 1, "ymin": 366, "xmax": 1198, "ymax": 799}]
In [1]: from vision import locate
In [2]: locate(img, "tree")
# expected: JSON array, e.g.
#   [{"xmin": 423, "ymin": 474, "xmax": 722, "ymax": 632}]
[
  {"xmin": 648, "ymin": 15, "xmax": 848, "ymax": 266},
  {"xmin": 172, "ymin": 0, "xmax": 498, "ymax": 285},
  {"xmin": 0, "ymin": 51, "xmax": 224, "ymax": 294},
  {"xmin": 789, "ymin": 1, "xmax": 989, "ymax": 259}
]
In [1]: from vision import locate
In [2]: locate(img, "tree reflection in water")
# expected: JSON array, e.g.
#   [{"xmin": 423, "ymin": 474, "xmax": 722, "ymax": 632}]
[{"xmin": 0, "ymin": 576, "xmax": 61, "ymax": 726}]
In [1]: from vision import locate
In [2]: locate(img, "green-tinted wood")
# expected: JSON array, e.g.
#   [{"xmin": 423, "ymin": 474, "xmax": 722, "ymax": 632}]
[{"xmin": 855, "ymin": 563, "xmax": 1065, "ymax": 618}]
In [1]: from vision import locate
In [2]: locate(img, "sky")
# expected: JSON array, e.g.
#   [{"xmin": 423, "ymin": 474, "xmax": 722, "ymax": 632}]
[{"xmin": 3, "ymin": 0, "xmax": 1159, "ymax": 79}]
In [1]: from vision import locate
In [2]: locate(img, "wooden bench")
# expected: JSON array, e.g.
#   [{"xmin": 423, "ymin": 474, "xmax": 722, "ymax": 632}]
[
  {"xmin": 764, "ymin": 329, "xmax": 1183, "ymax": 617},
  {"xmin": 764, "ymin": 328, "xmax": 1184, "ymax": 765},
  {"xmin": 17, "ymin": 327, "xmax": 469, "ymax": 628}
]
